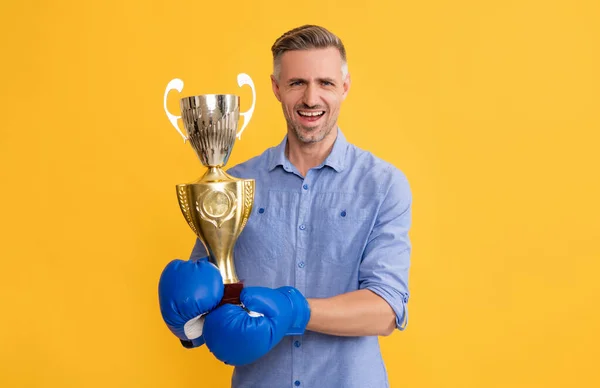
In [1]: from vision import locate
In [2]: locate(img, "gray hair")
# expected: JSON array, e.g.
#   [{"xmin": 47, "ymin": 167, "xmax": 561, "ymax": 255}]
[{"xmin": 271, "ymin": 25, "xmax": 348, "ymax": 80}]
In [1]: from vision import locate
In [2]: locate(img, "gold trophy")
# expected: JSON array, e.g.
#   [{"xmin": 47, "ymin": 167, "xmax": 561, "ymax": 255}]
[{"xmin": 172, "ymin": 93, "xmax": 254, "ymax": 305}]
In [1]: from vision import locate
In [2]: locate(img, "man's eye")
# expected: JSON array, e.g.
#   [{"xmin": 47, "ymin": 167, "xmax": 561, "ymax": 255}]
[{"xmin": 290, "ymin": 81, "xmax": 303, "ymax": 86}]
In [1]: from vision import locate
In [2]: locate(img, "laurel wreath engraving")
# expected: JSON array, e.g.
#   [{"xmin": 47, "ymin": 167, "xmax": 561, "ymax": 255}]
[
  {"xmin": 177, "ymin": 186, "xmax": 199, "ymax": 236},
  {"xmin": 240, "ymin": 181, "xmax": 254, "ymax": 230}
]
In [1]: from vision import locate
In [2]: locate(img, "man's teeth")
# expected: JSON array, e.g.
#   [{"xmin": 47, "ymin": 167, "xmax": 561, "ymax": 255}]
[{"xmin": 298, "ymin": 111, "xmax": 325, "ymax": 117}]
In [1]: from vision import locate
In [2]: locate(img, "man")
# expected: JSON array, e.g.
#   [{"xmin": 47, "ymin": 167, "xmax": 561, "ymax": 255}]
[{"xmin": 159, "ymin": 25, "xmax": 412, "ymax": 388}]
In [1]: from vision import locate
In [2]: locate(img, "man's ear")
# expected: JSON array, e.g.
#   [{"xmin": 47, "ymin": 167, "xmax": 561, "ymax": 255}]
[
  {"xmin": 271, "ymin": 74, "xmax": 281, "ymax": 102},
  {"xmin": 341, "ymin": 73, "xmax": 351, "ymax": 101}
]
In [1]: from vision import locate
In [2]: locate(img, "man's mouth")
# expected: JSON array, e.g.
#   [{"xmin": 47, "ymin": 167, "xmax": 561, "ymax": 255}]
[
  {"xmin": 297, "ymin": 110, "xmax": 325, "ymax": 117},
  {"xmin": 297, "ymin": 110, "xmax": 325, "ymax": 122}
]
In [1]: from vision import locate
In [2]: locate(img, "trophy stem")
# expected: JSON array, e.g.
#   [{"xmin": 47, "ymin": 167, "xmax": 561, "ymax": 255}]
[
  {"xmin": 209, "ymin": 250, "xmax": 240, "ymax": 284},
  {"xmin": 198, "ymin": 166, "xmax": 235, "ymax": 183},
  {"xmin": 207, "ymin": 249, "xmax": 244, "ymax": 305}
]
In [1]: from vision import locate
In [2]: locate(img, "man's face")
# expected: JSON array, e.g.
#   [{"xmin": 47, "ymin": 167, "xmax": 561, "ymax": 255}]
[{"xmin": 271, "ymin": 47, "xmax": 350, "ymax": 144}]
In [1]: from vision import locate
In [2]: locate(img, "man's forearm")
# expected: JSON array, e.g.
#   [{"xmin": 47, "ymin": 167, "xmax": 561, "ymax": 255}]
[{"xmin": 306, "ymin": 289, "xmax": 396, "ymax": 337}]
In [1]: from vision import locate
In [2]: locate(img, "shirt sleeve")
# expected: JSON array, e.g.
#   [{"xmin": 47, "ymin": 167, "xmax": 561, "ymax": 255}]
[
  {"xmin": 189, "ymin": 238, "xmax": 208, "ymax": 261},
  {"xmin": 359, "ymin": 166, "xmax": 412, "ymax": 331}
]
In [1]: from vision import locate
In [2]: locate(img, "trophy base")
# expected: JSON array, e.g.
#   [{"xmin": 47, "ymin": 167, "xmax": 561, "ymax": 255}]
[{"xmin": 219, "ymin": 281, "xmax": 244, "ymax": 305}]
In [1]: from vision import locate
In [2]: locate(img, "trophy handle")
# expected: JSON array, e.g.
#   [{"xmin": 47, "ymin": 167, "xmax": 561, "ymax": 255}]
[
  {"xmin": 163, "ymin": 78, "xmax": 188, "ymax": 142},
  {"xmin": 236, "ymin": 73, "xmax": 256, "ymax": 140}
]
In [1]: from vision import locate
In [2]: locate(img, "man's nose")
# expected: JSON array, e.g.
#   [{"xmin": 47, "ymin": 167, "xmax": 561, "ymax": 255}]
[{"xmin": 302, "ymin": 83, "xmax": 319, "ymax": 107}]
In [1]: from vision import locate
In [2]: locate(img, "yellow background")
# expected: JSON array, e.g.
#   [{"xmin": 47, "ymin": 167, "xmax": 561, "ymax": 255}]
[{"xmin": 1, "ymin": 0, "xmax": 599, "ymax": 387}]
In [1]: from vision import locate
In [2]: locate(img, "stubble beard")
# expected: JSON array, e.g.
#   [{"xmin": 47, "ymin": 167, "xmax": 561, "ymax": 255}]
[{"xmin": 283, "ymin": 106, "xmax": 337, "ymax": 145}]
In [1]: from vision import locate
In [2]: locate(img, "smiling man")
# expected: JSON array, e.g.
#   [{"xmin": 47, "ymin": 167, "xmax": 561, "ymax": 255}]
[
  {"xmin": 272, "ymin": 43, "xmax": 349, "ymax": 177},
  {"xmin": 159, "ymin": 24, "xmax": 413, "ymax": 388}
]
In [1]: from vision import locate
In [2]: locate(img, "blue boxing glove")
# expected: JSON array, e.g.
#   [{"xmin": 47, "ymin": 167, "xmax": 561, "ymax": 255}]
[
  {"xmin": 203, "ymin": 286, "xmax": 311, "ymax": 366},
  {"xmin": 158, "ymin": 258, "xmax": 224, "ymax": 348}
]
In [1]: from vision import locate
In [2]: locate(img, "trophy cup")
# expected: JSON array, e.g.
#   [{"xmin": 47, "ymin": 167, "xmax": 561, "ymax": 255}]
[{"xmin": 172, "ymin": 93, "xmax": 254, "ymax": 305}]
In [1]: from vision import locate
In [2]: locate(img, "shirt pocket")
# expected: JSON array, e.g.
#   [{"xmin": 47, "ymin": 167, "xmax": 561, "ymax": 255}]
[
  {"xmin": 310, "ymin": 202, "xmax": 375, "ymax": 268},
  {"xmin": 235, "ymin": 190, "xmax": 297, "ymax": 268}
]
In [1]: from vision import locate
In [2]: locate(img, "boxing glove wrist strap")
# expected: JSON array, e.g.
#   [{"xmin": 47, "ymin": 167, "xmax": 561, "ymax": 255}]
[{"xmin": 278, "ymin": 286, "xmax": 311, "ymax": 336}]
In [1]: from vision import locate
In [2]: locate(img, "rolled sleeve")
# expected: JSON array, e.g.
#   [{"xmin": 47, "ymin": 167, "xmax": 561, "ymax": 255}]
[{"xmin": 359, "ymin": 167, "xmax": 412, "ymax": 331}]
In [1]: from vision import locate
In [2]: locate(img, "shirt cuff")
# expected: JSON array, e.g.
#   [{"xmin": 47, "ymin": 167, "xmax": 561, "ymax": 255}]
[{"xmin": 364, "ymin": 283, "xmax": 409, "ymax": 331}]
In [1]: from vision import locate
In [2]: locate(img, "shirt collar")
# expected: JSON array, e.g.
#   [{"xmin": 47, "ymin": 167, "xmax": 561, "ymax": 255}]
[{"xmin": 268, "ymin": 127, "xmax": 349, "ymax": 173}]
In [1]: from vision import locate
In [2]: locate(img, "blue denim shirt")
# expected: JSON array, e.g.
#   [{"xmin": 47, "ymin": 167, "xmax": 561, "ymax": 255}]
[{"xmin": 190, "ymin": 128, "xmax": 412, "ymax": 388}]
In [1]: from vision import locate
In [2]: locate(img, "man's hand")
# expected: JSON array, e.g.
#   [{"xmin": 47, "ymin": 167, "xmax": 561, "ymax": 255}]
[
  {"xmin": 203, "ymin": 286, "xmax": 311, "ymax": 366},
  {"xmin": 158, "ymin": 258, "xmax": 224, "ymax": 348}
]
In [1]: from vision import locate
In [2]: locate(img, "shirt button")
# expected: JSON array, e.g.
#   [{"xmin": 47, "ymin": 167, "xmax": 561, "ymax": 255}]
[
  {"xmin": 294, "ymin": 381, "xmax": 301, "ymax": 387},
  {"xmin": 302, "ymin": 184, "xmax": 308, "ymax": 190},
  {"xmin": 299, "ymin": 224, "xmax": 306, "ymax": 230},
  {"xmin": 258, "ymin": 208, "xmax": 265, "ymax": 214},
  {"xmin": 294, "ymin": 341, "xmax": 301, "ymax": 347},
  {"xmin": 298, "ymin": 261, "xmax": 305, "ymax": 268}
]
